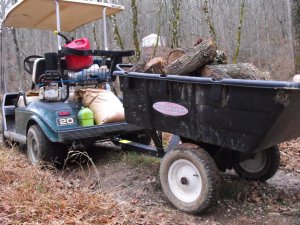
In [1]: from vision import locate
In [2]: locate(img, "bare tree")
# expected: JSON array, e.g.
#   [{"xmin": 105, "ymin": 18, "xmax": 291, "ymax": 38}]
[
  {"xmin": 1, "ymin": 0, "xmax": 12, "ymax": 93},
  {"xmin": 0, "ymin": 0, "xmax": 297, "ymax": 88},
  {"xmin": 203, "ymin": 0, "xmax": 217, "ymax": 46},
  {"xmin": 291, "ymin": 0, "xmax": 300, "ymax": 74},
  {"xmin": 233, "ymin": 0, "xmax": 246, "ymax": 64},
  {"xmin": 152, "ymin": 0, "xmax": 164, "ymax": 58},
  {"xmin": 170, "ymin": 0, "xmax": 181, "ymax": 48},
  {"xmin": 0, "ymin": 0, "xmax": 11, "ymax": 19},
  {"xmin": 131, "ymin": 0, "xmax": 140, "ymax": 60},
  {"xmin": 111, "ymin": 15, "xmax": 125, "ymax": 50}
]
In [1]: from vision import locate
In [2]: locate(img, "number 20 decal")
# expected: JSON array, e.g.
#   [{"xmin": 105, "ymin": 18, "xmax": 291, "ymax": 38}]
[{"xmin": 57, "ymin": 117, "xmax": 75, "ymax": 126}]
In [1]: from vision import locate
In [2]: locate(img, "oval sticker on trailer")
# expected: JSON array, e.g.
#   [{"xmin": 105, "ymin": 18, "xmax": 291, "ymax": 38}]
[{"xmin": 153, "ymin": 102, "xmax": 188, "ymax": 116}]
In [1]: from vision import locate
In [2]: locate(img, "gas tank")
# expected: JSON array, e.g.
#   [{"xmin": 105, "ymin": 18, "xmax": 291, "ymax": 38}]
[
  {"xmin": 78, "ymin": 106, "xmax": 94, "ymax": 127},
  {"xmin": 64, "ymin": 38, "xmax": 93, "ymax": 71}
]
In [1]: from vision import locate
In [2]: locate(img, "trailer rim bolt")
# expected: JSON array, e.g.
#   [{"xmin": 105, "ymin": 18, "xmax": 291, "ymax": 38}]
[
  {"xmin": 168, "ymin": 159, "xmax": 202, "ymax": 203},
  {"xmin": 180, "ymin": 177, "xmax": 189, "ymax": 185}
]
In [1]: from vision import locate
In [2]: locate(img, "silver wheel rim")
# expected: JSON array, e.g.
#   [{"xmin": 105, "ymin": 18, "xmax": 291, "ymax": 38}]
[
  {"xmin": 239, "ymin": 151, "xmax": 267, "ymax": 173},
  {"xmin": 168, "ymin": 159, "xmax": 202, "ymax": 203}
]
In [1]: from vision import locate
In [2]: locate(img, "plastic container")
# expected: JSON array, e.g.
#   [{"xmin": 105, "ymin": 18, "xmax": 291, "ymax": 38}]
[
  {"xmin": 78, "ymin": 106, "xmax": 94, "ymax": 126},
  {"xmin": 64, "ymin": 38, "xmax": 93, "ymax": 71}
]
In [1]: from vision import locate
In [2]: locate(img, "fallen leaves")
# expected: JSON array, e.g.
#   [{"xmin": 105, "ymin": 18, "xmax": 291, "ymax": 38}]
[
  {"xmin": 0, "ymin": 148, "xmax": 118, "ymax": 224},
  {"xmin": 0, "ymin": 138, "xmax": 299, "ymax": 224},
  {"xmin": 279, "ymin": 138, "xmax": 300, "ymax": 172}
]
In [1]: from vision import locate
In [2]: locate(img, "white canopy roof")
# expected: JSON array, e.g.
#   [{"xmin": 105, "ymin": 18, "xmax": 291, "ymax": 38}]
[{"xmin": 2, "ymin": 0, "xmax": 124, "ymax": 32}]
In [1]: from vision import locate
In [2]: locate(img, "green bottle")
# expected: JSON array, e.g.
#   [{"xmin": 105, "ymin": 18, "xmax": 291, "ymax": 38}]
[{"xmin": 78, "ymin": 106, "xmax": 94, "ymax": 126}]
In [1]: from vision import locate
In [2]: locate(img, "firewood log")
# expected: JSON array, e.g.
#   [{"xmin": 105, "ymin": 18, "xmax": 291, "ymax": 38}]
[
  {"xmin": 130, "ymin": 56, "xmax": 150, "ymax": 72},
  {"xmin": 144, "ymin": 57, "xmax": 167, "ymax": 74},
  {"xmin": 198, "ymin": 63, "xmax": 270, "ymax": 80},
  {"xmin": 167, "ymin": 48, "xmax": 186, "ymax": 64},
  {"xmin": 165, "ymin": 39, "xmax": 217, "ymax": 75}
]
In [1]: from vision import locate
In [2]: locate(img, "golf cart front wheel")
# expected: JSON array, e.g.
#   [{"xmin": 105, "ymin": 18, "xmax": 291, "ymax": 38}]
[
  {"xmin": 160, "ymin": 144, "xmax": 221, "ymax": 214},
  {"xmin": 233, "ymin": 146, "xmax": 280, "ymax": 181}
]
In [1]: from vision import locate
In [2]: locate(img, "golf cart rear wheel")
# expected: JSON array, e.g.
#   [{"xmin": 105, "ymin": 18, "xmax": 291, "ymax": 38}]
[
  {"xmin": 233, "ymin": 146, "xmax": 280, "ymax": 181},
  {"xmin": 160, "ymin": 144, "xmax": 221, "ymax": 214},
  {"xmin": 27, "ymin": 125, "xmax": 67, "ymax": 168}
]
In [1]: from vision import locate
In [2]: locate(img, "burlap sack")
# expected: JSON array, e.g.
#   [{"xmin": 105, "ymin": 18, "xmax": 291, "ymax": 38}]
[
  {"xmin": 89, "ymin": 89, "xmax": 125, "ymax": 124},
  {"xmin": 78, "ymin": 88, "xmax": 102, "ymax": 106}
]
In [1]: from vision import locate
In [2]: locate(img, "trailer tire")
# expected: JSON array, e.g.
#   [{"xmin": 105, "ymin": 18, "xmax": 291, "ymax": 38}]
[
  {"xmin": 160, "ymin": 144, "xmax": 221, "ymax": 214},
  {"xmin": 27, "ymin": 125, "xmax": 67, "ymax": 168},
  {"xmin": 233, "ymin": 146, "xmax": 280, "ymax": 181}
]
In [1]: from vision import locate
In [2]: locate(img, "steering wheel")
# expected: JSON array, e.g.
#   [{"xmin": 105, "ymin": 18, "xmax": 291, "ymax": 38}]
[{"xmin": 23, "ymin": 55, "xmax": 43, "ymax": 74}]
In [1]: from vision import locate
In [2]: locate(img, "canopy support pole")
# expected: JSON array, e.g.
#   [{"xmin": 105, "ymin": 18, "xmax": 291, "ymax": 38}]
[
  {"xmin": 103, "ymin": 7, "xmax": 108, "ymax": 50},
  {"xmin": 55, "ymin": 0, "xmax": 62, "ymax": 50}
]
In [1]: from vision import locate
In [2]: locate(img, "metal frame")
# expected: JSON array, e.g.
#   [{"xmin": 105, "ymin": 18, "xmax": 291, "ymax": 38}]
[
  {"xmin": 54, "ymin": 0, "xmax": 109, "ymax": 50},
  {"xmin": 55, "ymin": 0, "xmax": 62, "ymax": 50}
]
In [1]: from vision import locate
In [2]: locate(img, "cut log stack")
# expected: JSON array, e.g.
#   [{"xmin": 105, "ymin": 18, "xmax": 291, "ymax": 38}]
[{"xmin": 131, "ymin": 39, "xmax": 270, "ymax": 80}]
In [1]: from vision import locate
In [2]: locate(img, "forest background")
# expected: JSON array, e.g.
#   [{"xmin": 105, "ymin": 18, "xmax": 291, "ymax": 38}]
[{"xmin": 0, "ymin": 0, "xmax": 300, "ymax": 92}]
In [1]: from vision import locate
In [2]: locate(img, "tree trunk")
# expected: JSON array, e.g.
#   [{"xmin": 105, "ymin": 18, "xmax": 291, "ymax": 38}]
[
  {"xmin": 131, "ymin": 0, "xmax": 141, "ymax": 61},
  {"xmin": 199, "ymin": 63, "xmax": 270, "ymax": 80},
  {"xmin": 165, "ymin": 39, "xmax": 217, "ymax": 75},
  {"xmin": 233, "ymin": 0, "xmax": 246, "ymax": 64},
  {"xmin": 203, "ymin": 0, "xmax": 217, "ymax": 46},
  {"xmin": 152, "ymin": 0, "xmax": 163, "ymax": 58},
  {"xmin": 170, "ymin": 0, "xmax": 182, "ymax": 49},
  {"xmin": 291, "ymin": 0, "xmax": 300, "ymax": 74},
  {"xmin": 111, "ymin": 15, "xmax": 125, "ymax": 50},
  {"xmin": 12, "ymin": 28, "xmax": 23, "ymax": 90}
]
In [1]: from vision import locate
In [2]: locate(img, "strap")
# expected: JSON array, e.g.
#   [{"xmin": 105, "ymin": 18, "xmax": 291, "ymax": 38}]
[
  {"xmin": 91, "ymin": 50, "xmax": 135, "ymax": 57},
  {"xmin": 60, "ymin": 47, "xmax": 92, "ymax": 56},
  {"xmin": 60, "ymin": 48, "xmax": 135, "ymax": 58}
]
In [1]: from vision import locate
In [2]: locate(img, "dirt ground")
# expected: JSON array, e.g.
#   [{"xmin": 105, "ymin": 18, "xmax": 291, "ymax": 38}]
[
  {"xmin": 58, "ymin": 140, "xmax": 300, "ymax": 225},
  {"xmin": 0, "ymin": 138, "xmax": 299, "ymax": 224}
]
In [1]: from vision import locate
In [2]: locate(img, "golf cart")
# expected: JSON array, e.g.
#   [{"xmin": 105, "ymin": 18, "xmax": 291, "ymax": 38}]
[{"xmin": 1, "ymin": 0, "xmax": 164, "ymax": 167}]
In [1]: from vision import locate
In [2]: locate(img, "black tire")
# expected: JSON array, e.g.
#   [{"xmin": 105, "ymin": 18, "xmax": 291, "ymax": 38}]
[
  {"xmin": 160, "ymin": 144, "xmax": 221, "ymax": 214},
  {"xmin": 233, "ymin": 146, "xmax": 280, "ymax": 181},
  {"xmin": 27, "ymin": 125, "xmax": 67, "ymax": 168}
]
